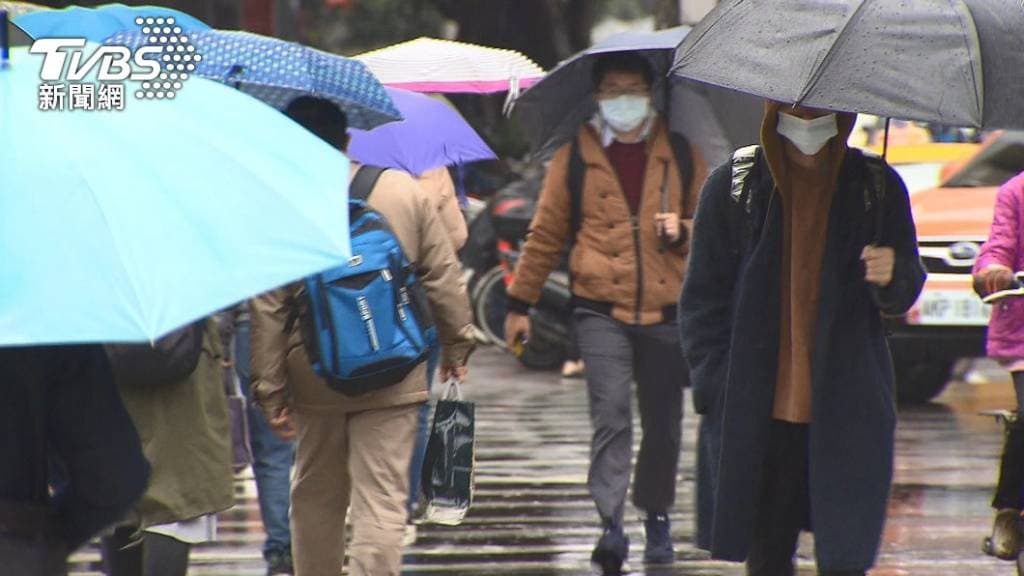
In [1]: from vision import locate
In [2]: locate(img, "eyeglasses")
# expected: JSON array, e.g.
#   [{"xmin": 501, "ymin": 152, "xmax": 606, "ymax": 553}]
[{"xmin": 596, "ymin": 86, "xmax": 650, "ymax": 99}]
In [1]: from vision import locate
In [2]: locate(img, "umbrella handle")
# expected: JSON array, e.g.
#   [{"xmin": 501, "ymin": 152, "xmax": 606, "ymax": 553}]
[
  {"xmin": 1, "ymin": 10, "xmax": 9, "ymax": 69},
  {"xmin": 225, "ymin": 64, "xmax": 245, "ymax": 89},
  {"xmin": 502, "ymin": 74, "xmax": 520, "ymax": 117},
  {"xmin": 873, "ymin": 118, "xmax": 890, "ymax": 246}
]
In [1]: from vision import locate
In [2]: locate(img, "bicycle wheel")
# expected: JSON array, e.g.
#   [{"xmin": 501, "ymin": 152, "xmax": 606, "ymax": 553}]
[{"xmin": 471, "ymin": 265, "xmax": 508, "ymax": 347}]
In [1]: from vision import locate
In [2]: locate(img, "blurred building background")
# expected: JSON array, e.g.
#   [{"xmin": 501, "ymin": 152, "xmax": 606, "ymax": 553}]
[{"xmin": 27, "ymin": 0, "xmax": 719, "ymax": 156}]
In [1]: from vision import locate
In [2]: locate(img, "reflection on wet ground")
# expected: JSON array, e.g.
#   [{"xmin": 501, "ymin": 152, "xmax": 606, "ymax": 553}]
[{"xmin": 67, "ymin": 353, "xmax": 1020, "ymax": 575}]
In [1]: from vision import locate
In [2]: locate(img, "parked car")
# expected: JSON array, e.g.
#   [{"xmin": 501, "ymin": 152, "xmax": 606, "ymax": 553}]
[{"xmin": 881, "ymin": 133, "xmax": 1024, "ymax": 403}]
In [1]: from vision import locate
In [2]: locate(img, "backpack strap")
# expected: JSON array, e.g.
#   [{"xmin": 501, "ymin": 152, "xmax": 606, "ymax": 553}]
[
  {"xmin": 730, "ymin": 145, "xmax": 760, "ymax": 211},
  {"xmin": 568, "ymin": 136, "xmax": 585, "ymax": 247},
  {"xmin": 351, "ymin": 165, "xmax": 387, "ymax": 203},
  {"xmin": 726, "ymin": 145, "xmax": 763, "ymax": 251}
]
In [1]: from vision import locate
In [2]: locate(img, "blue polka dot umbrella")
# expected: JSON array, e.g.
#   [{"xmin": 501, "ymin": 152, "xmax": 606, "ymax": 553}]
[
  {"xmin": 108, "ymin": 29, "xmax": 401, "ymax": 130},
  {"xmin": 14, "ymin": 3, "xmax": 209, "ymax": 41}
]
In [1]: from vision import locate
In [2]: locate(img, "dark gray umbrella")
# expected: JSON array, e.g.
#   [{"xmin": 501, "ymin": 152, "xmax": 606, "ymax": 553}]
[
  {"xmin": 2, "ymin": 2, "xmax": 48, "ymax": 47},
  {"xmin": 514, "ymin": 26, "xmax": 762, "ymax": 168},
  {"xmin": 671, "ymin": 0, "xmax": 1024, "ymax": 130}
]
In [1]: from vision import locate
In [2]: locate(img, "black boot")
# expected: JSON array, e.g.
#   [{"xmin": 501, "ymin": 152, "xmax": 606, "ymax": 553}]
[
  {"xmin": 987, "ymin": 416, "xmax": 1024, "ymax": 560},
  {"xmin": 142, "ymin": 532, "xmax": 190, "ymax": 576},
  {"xmin": 993, "ymin": 417, "xmax": 1024, "ymax": 510},
  {"xmin": 101, "ymin": 526, "xmax": 143, "ymax": 576}
]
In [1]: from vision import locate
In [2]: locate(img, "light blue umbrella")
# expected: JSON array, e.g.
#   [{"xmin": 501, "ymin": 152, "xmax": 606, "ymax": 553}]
[
  {"xmin": 0, "ymin": 45, "xmax": 352, "ymax": 346},
  {"xmin": 108, "ymin": 29, "xmax": 401, "ymax": 130},
  {"xmin": 14, "ymin": 3, "xmax": 209, "ymax": 41}
]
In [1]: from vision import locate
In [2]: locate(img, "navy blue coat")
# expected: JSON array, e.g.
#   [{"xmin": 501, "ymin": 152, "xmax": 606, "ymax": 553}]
[{"xmin": 679, "ymin": 148, "xmax": 926, "ymax": 570}]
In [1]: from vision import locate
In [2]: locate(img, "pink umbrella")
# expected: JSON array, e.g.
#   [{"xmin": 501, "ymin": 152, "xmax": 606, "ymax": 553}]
[{"xmin": 354, "ymin": 36, "xmax": 544, "ymax": 95}]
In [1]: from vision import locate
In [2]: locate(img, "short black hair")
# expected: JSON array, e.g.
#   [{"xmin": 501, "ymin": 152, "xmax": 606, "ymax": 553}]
[
  {"xmin": 591, "ymin": 52, "xmax": 654, "ymax": 88},
  {"xmin": 284, "ymin": 96, "xmax": 349, "ymax": 151}
]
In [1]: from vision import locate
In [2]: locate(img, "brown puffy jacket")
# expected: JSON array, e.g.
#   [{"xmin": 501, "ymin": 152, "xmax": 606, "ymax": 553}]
[
  {"xmin": 250, "ymin": 165, "xmax": 475, "ymax": 418},
  {"xmin": 507, "ymin": 118, "xmax": 708, "ymax": 325}
]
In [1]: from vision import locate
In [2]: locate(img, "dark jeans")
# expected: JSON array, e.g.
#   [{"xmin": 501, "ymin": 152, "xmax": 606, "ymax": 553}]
[
  {"xmin": 0, "ymin": 345, "xmax": 149, "ymax": 552},
  {"xmin": 574, "ymin": 309, "xmax": 687, "ymax": 526},
  {"xmin": 747, "ymin": 421, "xmax": 866, "ymax": 576},
  {"xmin": 234, "ymin": 321, "xmax": 294, "ymax": 558},
  {"xmin": 407, "ymin": 337, "xmax": 441, "ymax": 518},
  {"xmin": 992, "ymin": 371, "xmax": 1024, "ymax": 510}
]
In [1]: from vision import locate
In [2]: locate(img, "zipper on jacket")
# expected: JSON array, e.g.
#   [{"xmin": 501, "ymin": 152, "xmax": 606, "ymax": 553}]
[
  {"xmin": 596, "ymin": 129, "xmax": 654, "ymax": 325},
  {"xmin": 631, "ymin": 213, "xmax": 643, "ymax": 325}
]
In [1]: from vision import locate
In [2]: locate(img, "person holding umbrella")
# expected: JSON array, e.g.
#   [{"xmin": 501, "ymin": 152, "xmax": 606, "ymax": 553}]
[
  {"xmin": 0, "ymin": 346, "xmax": 150, "ymax": 576},
  {"xmin": 669, "ymin": 1, "xmax": 1024, "ymax": 572},
  {"xmin": 0, "ymin": 17, "xmax": 382, "ymax": 576},
  {"xmin": 504, "ymin": 51, "xmax": 708, "ymax": 573},
  {"xmin": 679, "ymin": 101, "xmax": 925, "ymax": 575}
]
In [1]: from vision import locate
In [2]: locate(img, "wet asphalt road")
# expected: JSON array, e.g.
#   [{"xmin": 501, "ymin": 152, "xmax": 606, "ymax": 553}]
[{"xmin": 67, "ymin": 350, "xmax": 1021, "ymax": 575}]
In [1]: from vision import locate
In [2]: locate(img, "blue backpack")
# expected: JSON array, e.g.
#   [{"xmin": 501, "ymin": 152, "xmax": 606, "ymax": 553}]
[{"xmin": 297, "ymin": 166, "xmax": 436, "ymax": 396}]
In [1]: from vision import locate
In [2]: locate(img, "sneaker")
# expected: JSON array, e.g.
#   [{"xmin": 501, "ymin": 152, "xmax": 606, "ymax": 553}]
[
  {"xmin": 989, "ymin": 508, "xmax": 1021, "ymax": 561},
  {"xmin": 643, "ymin": 512, "xmax": 674, "ymax": 565},
  {"xmin": 266, "ymin": 548, "xmax": 294, "ymax": 576},
  {"xmin": 590, "ymin": 524, "xmax": 629, "ymax": 575}
]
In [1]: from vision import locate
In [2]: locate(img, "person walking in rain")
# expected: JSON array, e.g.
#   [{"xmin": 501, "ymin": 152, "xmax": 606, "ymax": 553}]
[
  {"xmin": 0, "ymin": 346, "xmax": 150, "ymax": 576},
  {"xmin": 250, "ymin": 96, "xmax": 475, "ymax": 576},
  {"xmin": 504, "ymin": 52, "xmax": 708, "ymax": 574},
  {"xmin": 679, "ymin": 102, "xmax": 926, "ymax": 575},
  {"xmin": 101, "ymin": 319, "xmax": 235, "ymax": 576}
]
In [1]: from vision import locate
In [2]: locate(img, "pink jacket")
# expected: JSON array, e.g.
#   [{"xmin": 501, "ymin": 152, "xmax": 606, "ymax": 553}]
[{"xmin": 975, "ymin": 172, "xmax": 1024, "ymax": 359}]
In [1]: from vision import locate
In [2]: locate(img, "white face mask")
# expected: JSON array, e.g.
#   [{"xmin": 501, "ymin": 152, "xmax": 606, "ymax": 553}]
[
  {"xmin": 598, "ymin": 95, "xmax": 651, "ymax": 133},
  {"xmin": 776, "ymin": 111, "xmax": 839, "ymax": 156}
]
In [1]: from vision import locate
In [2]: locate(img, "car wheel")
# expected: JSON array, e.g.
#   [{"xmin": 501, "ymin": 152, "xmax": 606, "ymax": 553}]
[{"xmin": 895, "ymin": 359, "xmax": 954, "ymax": 404}]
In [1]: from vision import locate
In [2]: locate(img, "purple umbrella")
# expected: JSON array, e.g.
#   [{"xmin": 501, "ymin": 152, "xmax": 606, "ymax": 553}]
[{"xmin": 347, "ymin": 87, "xmax": 496, "ymax": 177}]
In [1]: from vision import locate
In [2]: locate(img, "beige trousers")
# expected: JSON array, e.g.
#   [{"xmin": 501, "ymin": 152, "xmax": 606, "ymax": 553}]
[{"xmin": 291, "ymin": 403, "xmax": 421, "ymax": 576}]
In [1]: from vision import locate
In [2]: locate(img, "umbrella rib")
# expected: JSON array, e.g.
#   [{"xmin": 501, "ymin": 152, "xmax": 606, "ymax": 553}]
[
  {"xmin": 795, "ymin": 0, "xmax": 873, "ymax": 107},
  {"xmin": 668, "ymin": 3, "xmax": 730, "ymax": 74},
  {"xmin": 945, "ymin": 0, "xmax": 984, "ymax": 126}
]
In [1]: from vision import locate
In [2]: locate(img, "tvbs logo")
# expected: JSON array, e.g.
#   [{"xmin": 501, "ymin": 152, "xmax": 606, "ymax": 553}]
[{"xmin": 31, "ymin": 39, "xmax": 162, "ymax": 82}]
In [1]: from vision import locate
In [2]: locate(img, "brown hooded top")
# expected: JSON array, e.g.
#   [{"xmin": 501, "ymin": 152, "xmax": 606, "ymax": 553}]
[{"xmin": 760, "ymin": 102, "xmax": 857, "ymax": 424}]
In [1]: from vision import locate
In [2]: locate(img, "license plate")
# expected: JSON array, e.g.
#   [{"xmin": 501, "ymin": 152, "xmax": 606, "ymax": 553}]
[{"xmin": 914, "ymin": 290, "xmax": 991, "ymax": 326}]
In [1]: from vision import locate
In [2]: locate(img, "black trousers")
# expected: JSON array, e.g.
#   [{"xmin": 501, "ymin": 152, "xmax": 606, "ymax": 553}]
[
  {"xmin": 746, "ymin": 421, "xmax": 866, "ymax": 576},
  {"xmin": 0, "ymin": 346, "xmax": 149, "ymax": 551},
  {"xmin": 993, "ymin": 371, "xmax": 1024, "ymax": 510}
]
